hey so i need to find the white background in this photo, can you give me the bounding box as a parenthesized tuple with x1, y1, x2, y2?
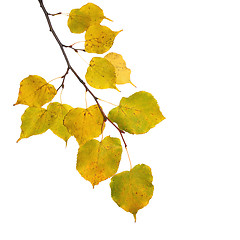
(1, 0, 240, 239)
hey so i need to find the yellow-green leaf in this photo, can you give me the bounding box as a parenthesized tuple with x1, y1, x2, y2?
(47, 102, 73, 144)
(17, 107, 54, 142)
(67, 3, 110, 34)
(63, 105, 105, 146)
(14, 75, 57, 107)
(108, 91, 165, 134)
(67, 9, 90, 34)
(77, 136, 122, 187)
(110, 164, 154, 222)
(104, 52, 135, 86)
(85, 25, 122, 54)
(85, 57, 119, 91)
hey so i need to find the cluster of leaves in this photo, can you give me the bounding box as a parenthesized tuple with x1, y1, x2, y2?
(15, 1, 165, 221)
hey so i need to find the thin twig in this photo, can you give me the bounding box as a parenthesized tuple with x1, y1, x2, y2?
(62, 44, 86, 52)
(48, 12, 62, 16)
(56, 67, 70, 91)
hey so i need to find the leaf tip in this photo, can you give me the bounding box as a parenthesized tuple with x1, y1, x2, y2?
(115, 29, 123, 36)
(133, 213, 137, 222)
(13, 100, 19, 106)
(104, 16, 113, 22)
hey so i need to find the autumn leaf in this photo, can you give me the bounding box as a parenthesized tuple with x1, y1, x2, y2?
(110, 164, 154, 222)
(85, 57, 119, 91)
(17, 107, 54, 142)
(77, 136, 122, 187)
(67, 9, 90, 34)
(108, 91, 165, 134)
(47, 102, 73, 144)
(80, 3, 111, 25)
(85, 25, 122, 54)
(68, 3, 111, 34)
(63, 105, 105, 146)
(104, 52, 135, 86)
(14, 75, 57, 107)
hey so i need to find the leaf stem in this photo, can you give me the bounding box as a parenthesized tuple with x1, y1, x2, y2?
(98, 98, 118, 107)
(125, 147, 132, 170)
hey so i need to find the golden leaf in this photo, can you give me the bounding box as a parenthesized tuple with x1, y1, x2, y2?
(104, 52, 135, 86)
(63, 105, 105, 146)
(14, 75, 56, 107)
(85, 25, 122, 54)
(77, 136, 122, 187)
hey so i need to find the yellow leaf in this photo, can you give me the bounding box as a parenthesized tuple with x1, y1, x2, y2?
(104, 52, 135, 86)
(85, 57, 119, 91)
(17, 107, 54, 142)
(80, 3, 111, 25)
(14, 75, 57, 107)
(47, 102, 73, 144)
(63, 105, 105, 146)
(85, 25, 122, 54)
(67, 3, 111, 34)
(77, 136, 122, 187)
(110, 164, 154, 222)
(108, 91, 165, 134)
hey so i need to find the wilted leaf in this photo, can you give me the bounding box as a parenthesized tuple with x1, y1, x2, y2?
(108, 91, 165, 134)
(17, 107, 54, 142)
(77, 136, 122, 187)
(14, 75, 57, 107)
(110, 164, 154, 222)
(104, 52, 135, 86)
(63, 105, 105, 146)
(68, 3, 110, 34)
(85, 57, 119, 90)
(47, 102, 73, 144)
(85, 25, 122, 54)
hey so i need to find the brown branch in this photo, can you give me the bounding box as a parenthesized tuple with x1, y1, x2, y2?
(37, 0, 128, 148)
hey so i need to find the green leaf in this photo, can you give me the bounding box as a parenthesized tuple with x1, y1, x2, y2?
(110, 164, 154, 222)
(14, 75, 57, 107)
(67, 3, 111, 34)
(104, 52, 135, 86)
(108, 91, 165, 134)
(85, 57, 119, 91)
(85, 25, 122, 54)
(77, 136, 122, 187)
(17, 107, 54, 142)
(63, 105, 105, 146)
(47, 102, 73, 144)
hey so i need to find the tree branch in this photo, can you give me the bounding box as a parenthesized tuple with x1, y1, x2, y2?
(37, 0, 128, 149)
